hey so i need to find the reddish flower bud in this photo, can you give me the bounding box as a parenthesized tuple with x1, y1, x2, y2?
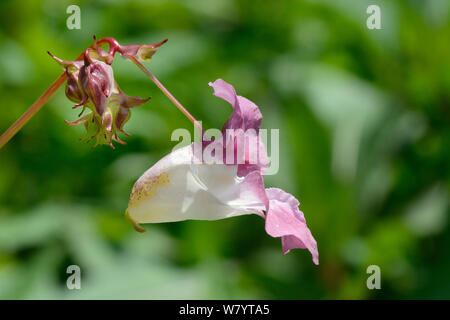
(117, 39, 167, 62)
(48, 52, 86, 104)
(65, 72, 84, 103)
(78, 52, 115, 116)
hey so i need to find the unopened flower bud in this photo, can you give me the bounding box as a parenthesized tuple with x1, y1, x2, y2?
(117, 39, 167, 62)
(78, 52, 115, 116)
(65, 72, 84, 103)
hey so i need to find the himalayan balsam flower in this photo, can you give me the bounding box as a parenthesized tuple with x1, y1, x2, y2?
(126, 79, 318, 264)
(48, 37, 167, 148)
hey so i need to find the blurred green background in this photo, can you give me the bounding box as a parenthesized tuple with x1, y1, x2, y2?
(0, 0, 449, 299)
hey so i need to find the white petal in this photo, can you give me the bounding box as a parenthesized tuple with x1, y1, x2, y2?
(127, 143, 267, 229)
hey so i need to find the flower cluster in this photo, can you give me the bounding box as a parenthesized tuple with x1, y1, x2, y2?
(49, 37, 167, 148)
(0, 35, 318, 263)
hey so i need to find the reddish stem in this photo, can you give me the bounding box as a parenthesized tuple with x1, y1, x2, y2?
(0, 72, 67, 149)
(125, 55, 204, 134)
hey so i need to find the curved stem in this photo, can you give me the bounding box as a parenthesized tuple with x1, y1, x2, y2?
(125, 55, 203, 134)
(0, 72, 67, 149)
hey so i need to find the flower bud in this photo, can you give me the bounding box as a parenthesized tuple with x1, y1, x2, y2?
(117, 39, 167, 62)
(48, 52, 86, 104)
(65, 72, 84, 103)
(78, 52, 115, 116)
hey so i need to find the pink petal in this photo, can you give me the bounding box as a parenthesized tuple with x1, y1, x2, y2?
(234, 96, 263, 131)
(209, 79, 262, 132)
(264, 188, 319, 265)
(209, 79, 268, 175)
(208, 78, 238, 108)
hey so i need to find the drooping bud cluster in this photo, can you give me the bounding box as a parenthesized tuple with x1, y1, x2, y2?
(48, 36, 167, 148)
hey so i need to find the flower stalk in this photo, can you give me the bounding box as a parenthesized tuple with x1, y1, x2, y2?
(0, 72, 67, 149)
(125, 55, 203, 134)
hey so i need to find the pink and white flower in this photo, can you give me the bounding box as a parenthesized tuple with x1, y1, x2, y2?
(126, 79, 318, 264)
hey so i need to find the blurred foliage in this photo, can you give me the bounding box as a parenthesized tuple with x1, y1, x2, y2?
(0, 0, 449, 299)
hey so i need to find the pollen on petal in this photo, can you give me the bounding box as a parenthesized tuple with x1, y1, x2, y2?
(128, 172, 170, 209)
